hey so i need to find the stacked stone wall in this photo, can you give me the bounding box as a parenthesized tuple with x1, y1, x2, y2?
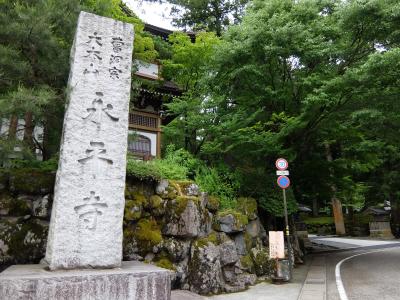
(0, 171, 275, 295)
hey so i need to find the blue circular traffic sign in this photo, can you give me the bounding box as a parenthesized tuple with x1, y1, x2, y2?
(277, 175, 290, 189)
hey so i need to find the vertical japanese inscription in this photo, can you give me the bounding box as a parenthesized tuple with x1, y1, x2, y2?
(83, 31, 103, 75)
(45, 12, 134, 270)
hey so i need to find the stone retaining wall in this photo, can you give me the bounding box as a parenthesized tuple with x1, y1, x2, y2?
(0, 170, 275, 295)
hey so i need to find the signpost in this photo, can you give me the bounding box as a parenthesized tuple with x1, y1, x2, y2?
(274, 158, 293, 282)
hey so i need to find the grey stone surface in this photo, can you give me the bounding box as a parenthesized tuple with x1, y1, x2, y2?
(188, 243, 223, 295)
(215, 214, 245, 233)
(45, 11, 134, 270)
(219, 240, 239, 266)
(163, 200, 211, 238)
(0, 261, 171, 300)
(32, 194, 50, 218)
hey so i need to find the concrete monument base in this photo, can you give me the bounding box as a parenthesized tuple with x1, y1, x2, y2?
(0, 261, 172, 300)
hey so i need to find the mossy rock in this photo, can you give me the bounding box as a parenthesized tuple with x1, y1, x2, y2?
(207, 196, 220, 212)
(237, 197, 258, 220)
(165, 195, 200, 217)
(193, 232, 219, 249)
(148, 195, 165, 216)
(250, 246, 274, 276)
(9, 169, 55, 195)
(161, 185, 179, 200)
(240, 255, 255, 273)
(154, 257, 176, 271)
(0, 218, 48, 264)
(124, 192, 148, 221)
(213, 210, 248, 233)
(134, 218, 162, 254)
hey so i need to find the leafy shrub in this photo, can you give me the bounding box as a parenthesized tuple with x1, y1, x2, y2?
(8, 157, 58, 172)
(126, 159, 162, 181)
(195, 166, 239, 210)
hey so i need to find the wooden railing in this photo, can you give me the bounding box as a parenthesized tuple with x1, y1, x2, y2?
(129, 110, 161, 132)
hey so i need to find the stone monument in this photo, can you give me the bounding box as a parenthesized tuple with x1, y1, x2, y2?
(0, 12, 171, 300)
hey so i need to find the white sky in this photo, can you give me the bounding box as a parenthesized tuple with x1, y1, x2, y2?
(123, 0, 177, 30)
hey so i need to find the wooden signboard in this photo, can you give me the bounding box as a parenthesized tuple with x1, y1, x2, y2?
(269, 231, 285, 259)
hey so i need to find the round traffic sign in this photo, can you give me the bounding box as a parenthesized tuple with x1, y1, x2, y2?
(277, 175, 290, 189)
(275, 158, 288, 170)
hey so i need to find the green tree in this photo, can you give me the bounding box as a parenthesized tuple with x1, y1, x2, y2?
(184, 0, 400, 225)
(0, 0, 157, 163)
(142, 0, 249, 35)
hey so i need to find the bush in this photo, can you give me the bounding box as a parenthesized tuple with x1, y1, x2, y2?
(126, 159, 162, 181)
(8, 157, 58, 172)
(195, 166, 239, 210)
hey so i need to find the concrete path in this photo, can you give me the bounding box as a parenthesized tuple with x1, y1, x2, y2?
(298, 256, 326, 300)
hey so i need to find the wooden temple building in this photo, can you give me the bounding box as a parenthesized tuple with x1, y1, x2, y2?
(128, 24, 182, 160)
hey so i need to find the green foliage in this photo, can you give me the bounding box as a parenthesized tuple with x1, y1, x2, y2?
(144, 0, 249, 35)
(303, 216, 334, 225)
(126, 159, 162, 181)
(195, 166, 239, 210)
(126, 148, 192, 181)
(8, 158, 58, 172)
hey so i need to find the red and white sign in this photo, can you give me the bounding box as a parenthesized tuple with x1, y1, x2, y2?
(275, 158, 288, 171)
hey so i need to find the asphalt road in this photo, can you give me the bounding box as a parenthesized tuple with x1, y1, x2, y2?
(324, 245, 400, 300)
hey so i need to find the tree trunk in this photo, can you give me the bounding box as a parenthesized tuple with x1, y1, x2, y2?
(390, 194, 400, 238)
(325, 143, 346, 235)
(23, 112, 35, 151)
(312, 198, 319, 217)
(8, 115, 18, 139)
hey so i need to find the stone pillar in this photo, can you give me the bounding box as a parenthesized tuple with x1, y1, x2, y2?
(45, 11, 134, 270)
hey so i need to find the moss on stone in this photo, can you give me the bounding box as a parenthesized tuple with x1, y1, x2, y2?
(161, 185, 179, 200)
(134, 218, 162, 253)
(217, 209, 249, 229)
(124, 192, 148, 221)
(240, 255, 255, 273)
(244, 232, 253, 253)
(0, 218, 48, 264)
(149, 195, 162, 209)
(165, 195, 200, 217)
(194, 232, 218, 249)
(207, 196, 220, 212)
(155, 258, 176, 271)
(237, 197, 258, 219)
(9, 169, 55, 195)
(250, 246, 274, 276)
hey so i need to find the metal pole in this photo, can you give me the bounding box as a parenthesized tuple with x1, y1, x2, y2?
(282, 188, 293, 279)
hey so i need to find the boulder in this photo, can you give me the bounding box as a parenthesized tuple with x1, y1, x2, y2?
(32, 195, 51, 218)
(250, 245, 274, 276)
(163, 197, 211, 238)
(186, 183, 200, 196)
(162, 238, 191, 262)
(156, 179, 169, 195)
(213, 212, 248, 233)
(206, 195, 220, 212)
(219, 240, 239, 266)
(188, 242, 223, 295)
